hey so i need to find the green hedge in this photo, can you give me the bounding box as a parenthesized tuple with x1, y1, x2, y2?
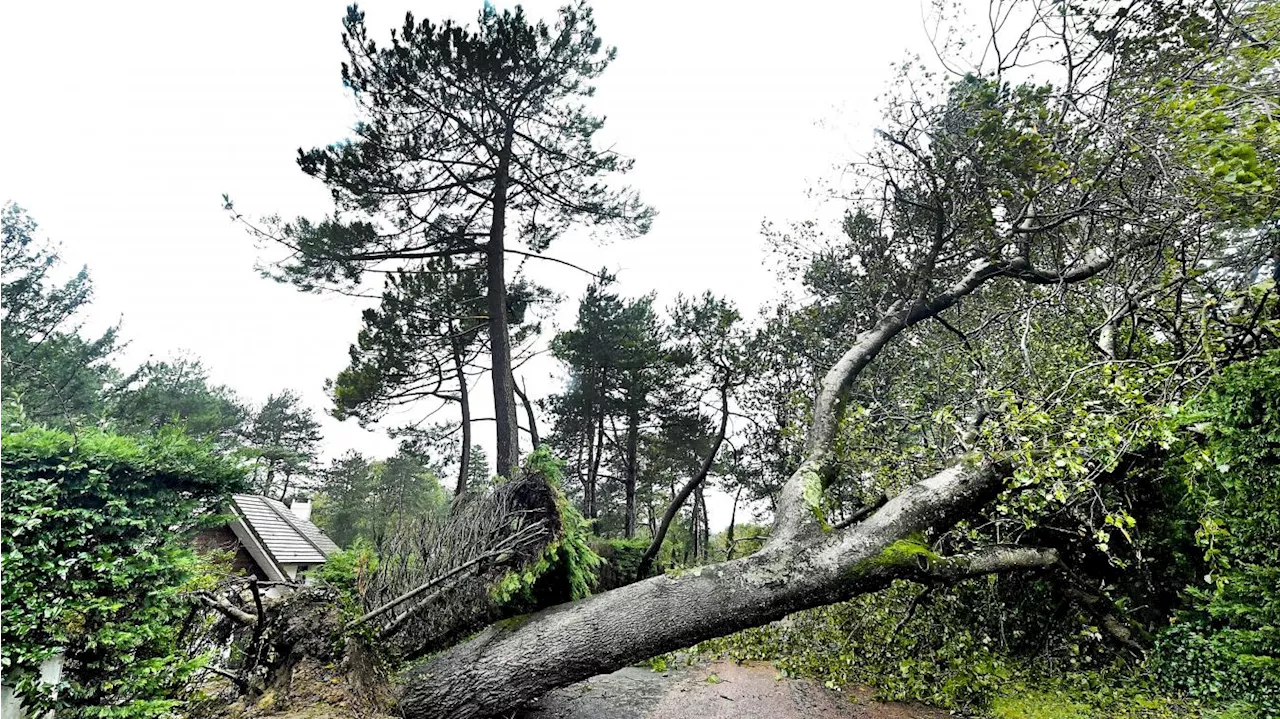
(1153, 351, 1280, 714)
(1, 425, 243, 717)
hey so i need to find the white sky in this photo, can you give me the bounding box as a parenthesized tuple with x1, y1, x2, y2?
(1, 0, 956, 529)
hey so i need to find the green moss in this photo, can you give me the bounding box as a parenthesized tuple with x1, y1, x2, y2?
(798, 458, 832, 529)
(856, 533, 941, 573)
(493, 613, 534, 634)
(799, 460, 825, 507)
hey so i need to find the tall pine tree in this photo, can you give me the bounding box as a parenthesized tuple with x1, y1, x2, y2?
(235, 1, 652, 479)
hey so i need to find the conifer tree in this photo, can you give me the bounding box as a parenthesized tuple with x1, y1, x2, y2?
(237, 1, 652, 479)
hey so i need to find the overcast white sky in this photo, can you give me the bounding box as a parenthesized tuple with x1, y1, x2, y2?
(1, 0, 956, 528)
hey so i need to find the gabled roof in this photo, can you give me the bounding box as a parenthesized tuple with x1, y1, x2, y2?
(230, 494, 340, 567)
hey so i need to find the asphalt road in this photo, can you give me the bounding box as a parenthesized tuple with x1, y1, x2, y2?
(515, 660, 949, 719)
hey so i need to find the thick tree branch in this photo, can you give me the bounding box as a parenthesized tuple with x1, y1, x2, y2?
(204, 665, 251, 692)
(912, 545, 1060, 581)
(771, 252, 1115, 545)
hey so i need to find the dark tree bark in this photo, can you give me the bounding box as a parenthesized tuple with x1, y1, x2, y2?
(515, 377, 540, 449)
(698, 484, 710, 563)
(451, 332, 473, 496)
(623, 410, 640, 538)
(587, 401, 606, 520)
(691, 488, 701, 562)
(724, 486, 742, 561)
(487, 123, 520, 480)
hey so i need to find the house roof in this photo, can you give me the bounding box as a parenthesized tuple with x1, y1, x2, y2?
(230, 494, 340, 566)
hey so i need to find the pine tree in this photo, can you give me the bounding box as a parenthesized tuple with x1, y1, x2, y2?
(236, 1, 652, 479)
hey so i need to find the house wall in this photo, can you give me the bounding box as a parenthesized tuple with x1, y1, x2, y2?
(193, 525, 265, 579)
(1, 654, 64, 719)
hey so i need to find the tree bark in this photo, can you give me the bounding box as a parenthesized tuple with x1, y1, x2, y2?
(581, 404, 595, 518)
(587, 402, 606, 520)
(687, 491, 699, 562)
(398, 459, 1057, 718)
(623, 409, 639, 538)
(452, 332, 472, 496)
(515, 377, 540, 449)
(724, 486, 742, 561)
(487, 121, 520, 480)
(698, 484, 710, 563)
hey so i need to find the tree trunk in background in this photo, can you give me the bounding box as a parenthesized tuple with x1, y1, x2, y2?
(581, 404, 595, 518)
(698, 484, 710, 562)
(623, 410, 639, 537)
(587, 406, 606, 520)
(725, 486, 742, 561)
(516, 378, 540, 448)
(574, 428, 587, 512)
(487, 123, 519, 480)
(452, 333, 472, 495)
(688, 491, 700, 561)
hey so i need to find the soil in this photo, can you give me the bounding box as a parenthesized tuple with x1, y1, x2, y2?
(515, 659, 950, 719)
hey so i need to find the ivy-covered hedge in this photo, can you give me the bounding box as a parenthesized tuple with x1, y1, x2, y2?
(1, 425, 244, 717)
(1153, 351, 1280, 713)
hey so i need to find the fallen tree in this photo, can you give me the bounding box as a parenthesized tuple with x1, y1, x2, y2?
(390, 0, 1278, 713)
(222, 1, 1276, 716)
(400, 461, 1060, 717)
(396, 250, 1114, 716)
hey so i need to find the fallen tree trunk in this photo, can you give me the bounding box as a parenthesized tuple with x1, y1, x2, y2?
(399, 459, 1058, 718)
(395, 248, 1117, 716)
(391, 218, 1118, 716)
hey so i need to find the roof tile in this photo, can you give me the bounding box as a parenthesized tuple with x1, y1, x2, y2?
(231, 494, 339, 565)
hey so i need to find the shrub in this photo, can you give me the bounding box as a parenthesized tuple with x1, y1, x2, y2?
(990, 674, 1197, 719)
(692, 581, 1012, 712)
(1, 424, 243, 717)
(1153, 351, 1280, 714)
(592, 537, 651, 590)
